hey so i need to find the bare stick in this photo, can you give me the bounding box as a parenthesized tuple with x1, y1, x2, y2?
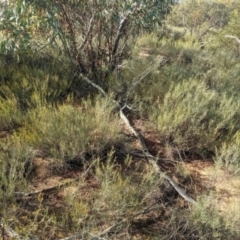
(59, 69, 197, 240)
(225, 35, 240, 44)
(80, 74, 107, 97)
(119, 109, 196, 205)
(80, 72, 197, 205)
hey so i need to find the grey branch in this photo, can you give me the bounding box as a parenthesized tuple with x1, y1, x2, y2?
(119, 109, 197, 205)
(80, 71, 197, 205)
(225, 35, 240, 44)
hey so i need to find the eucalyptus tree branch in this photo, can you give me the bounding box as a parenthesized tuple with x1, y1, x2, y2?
(110, 4, 140, 70)
(80, 74, 108, 97)
(78, 10, 97, 51)
(57, 0, 87, 73)
(110, 15, 130, 70)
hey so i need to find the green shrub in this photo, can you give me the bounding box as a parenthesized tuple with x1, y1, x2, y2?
(151, 80, 240, 155)
(168, 0, 230, 31)
(215, 131, 240, 174)
(57, 155, 162, 238)
(0, 63, 74, 109)
(0, 138, 34, 201)
(0, 97, 22, 131)
(166, 196, 239, 239)
(23, 98, 124, 162)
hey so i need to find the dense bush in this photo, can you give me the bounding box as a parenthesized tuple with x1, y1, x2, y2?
(20, 98, 124, 162)
(0, 138, 34, 201)
(0, 97, 22, 131)
(151, 80, 240, 155)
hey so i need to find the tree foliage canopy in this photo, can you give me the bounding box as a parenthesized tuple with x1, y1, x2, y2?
(0, 0, 173, 77)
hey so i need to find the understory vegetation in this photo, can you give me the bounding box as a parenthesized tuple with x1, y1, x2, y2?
(1, 0, 240, 239)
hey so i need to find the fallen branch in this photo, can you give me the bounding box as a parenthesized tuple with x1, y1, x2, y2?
(80, 72, 197, 205)
(225, 35, 240, 44)
(119, 108, 196, 205)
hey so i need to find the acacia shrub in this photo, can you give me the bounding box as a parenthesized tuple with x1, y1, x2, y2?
(151, 79, 240, 156)
(216, 131, 240, 173)
(0, 138, 34, 201)
(0, 54, 94, 109)
(0, 96, 22, 131)
(20, 98, 124, 163)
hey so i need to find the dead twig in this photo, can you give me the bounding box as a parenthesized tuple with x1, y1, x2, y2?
(225, 35, 240, 44)
(119, 108, 196, 205)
